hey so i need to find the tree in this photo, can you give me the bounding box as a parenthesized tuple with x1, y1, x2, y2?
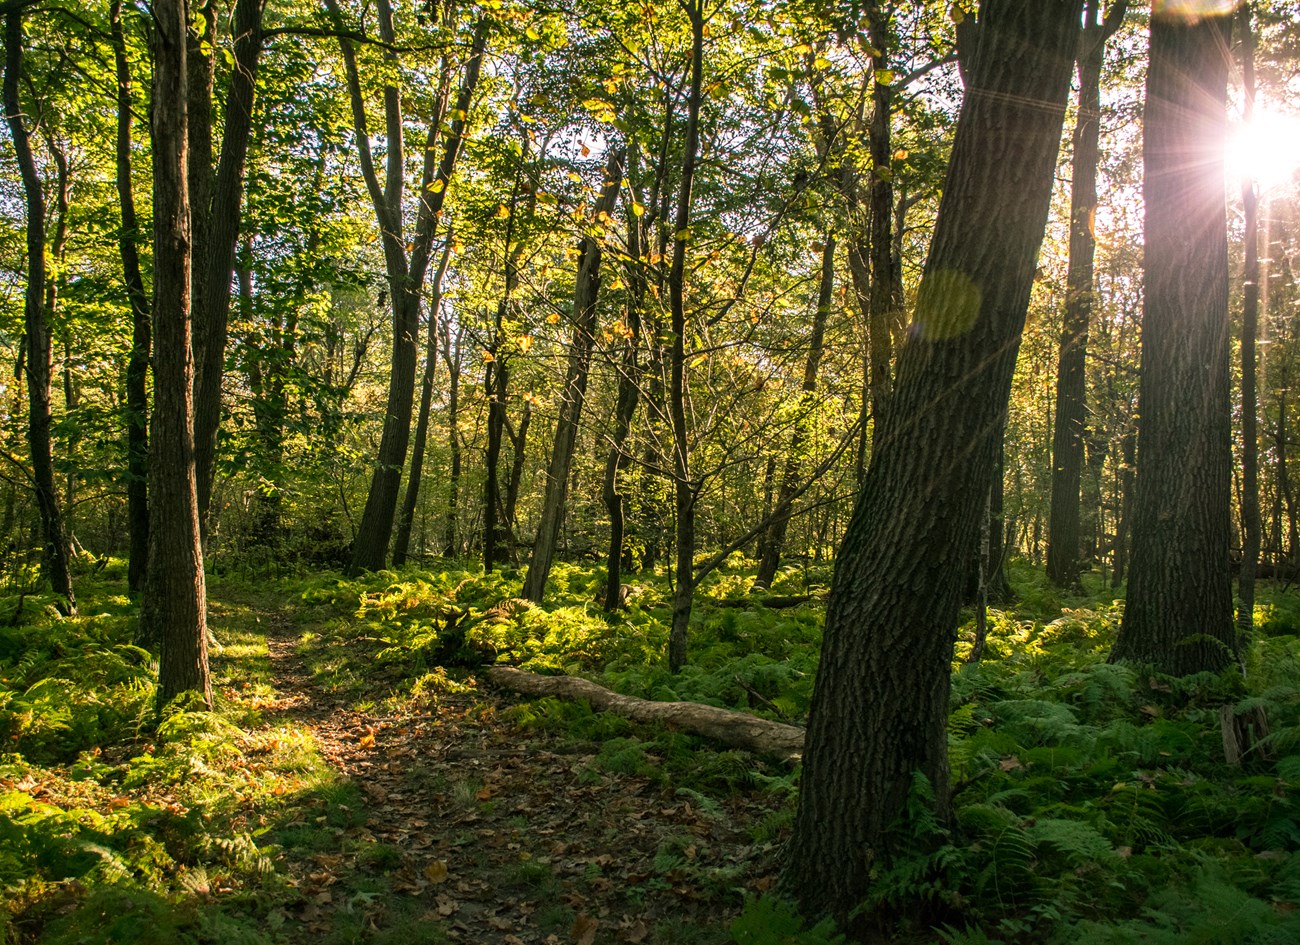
(1046, 0, 1127, 587)
(3, 7, 75, 615)
(139, 0, 211, 708)
(783, 0, 1083, 926)
(1109, 10, 1236, 674)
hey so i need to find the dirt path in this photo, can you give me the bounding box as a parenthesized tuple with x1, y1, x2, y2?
(255, 604, 785, 945)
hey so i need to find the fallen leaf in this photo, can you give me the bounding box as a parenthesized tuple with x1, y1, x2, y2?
(425, 861, 449, 884)
(622, 919, 650, 943)
(572, 914, 599, 945)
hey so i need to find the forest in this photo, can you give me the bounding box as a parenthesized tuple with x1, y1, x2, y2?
(2, 0, 1300, 942)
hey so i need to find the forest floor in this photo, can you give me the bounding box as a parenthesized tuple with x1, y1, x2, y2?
(221, 584, 788, 945)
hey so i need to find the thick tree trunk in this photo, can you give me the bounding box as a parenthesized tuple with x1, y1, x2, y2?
(110, 0, 152, 597)
(4, 12, 75, 615)
(1111, 12, 1236, 675)
(524, 148, 625, 601)
(486, 667, 804, 760)
(1047, 0, 1126, 587)
(192, 0, 266, 528)
(784, 2, 1081, 926)
(754, 235, 834, 589)
(666, 0, 705, 674)
(140, 0, 211, 709)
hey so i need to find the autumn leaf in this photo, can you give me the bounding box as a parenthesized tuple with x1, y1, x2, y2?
(425, 860, 450, 884)
(359, 733, 376, 748)
(572, 915, 599, 945)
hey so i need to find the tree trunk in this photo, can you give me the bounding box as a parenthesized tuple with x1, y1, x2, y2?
(110, 0, 152, 597)
(339, 6, 486, 574)
(443, 317, 464, 558)
(866, 3, 896, 432)
(1047, 0, 1126, 588)
(754, 234, 834, 589)
(192, 0, 266, 529)
(524, 147, 625, 601)
(1110, 12, 1236, 675)
(393, 235, 453, 566)
(1237, 3, 1261, 636)
(602, 144, 647, 611)
(667, 0, 704, 674)
(3, 11, 75, 615)
(139, 0, 211, 709)
(783, 2, 1081, 926)
(503, 400, 532, 561)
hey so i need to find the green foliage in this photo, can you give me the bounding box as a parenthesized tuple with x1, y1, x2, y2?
(730, 896, 845, 945)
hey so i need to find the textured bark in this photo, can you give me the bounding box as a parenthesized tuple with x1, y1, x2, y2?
(486, 667, 803, 761)
(192, 0, 266, 526)
(523, 148, 625, 602)
(139, 0, 210, 709)
(3, 12, 75, 615)
(443, 318, 464, 557)
(1111, 12, 1236, 675)
(1237, 3, 1261, 636)
(667, 0, 704, 674)
(754, 235, 834, 589)
(1047, 0, 1126, 587)
(784, 1, 1081, 926)
(110, 0, 151, 596)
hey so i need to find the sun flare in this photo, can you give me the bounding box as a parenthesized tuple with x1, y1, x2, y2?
(1226, 106, 1300, 193)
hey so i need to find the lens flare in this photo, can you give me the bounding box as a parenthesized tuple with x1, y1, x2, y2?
(1152, 0, 1239, 17)
(1227, 107, 1300, 193)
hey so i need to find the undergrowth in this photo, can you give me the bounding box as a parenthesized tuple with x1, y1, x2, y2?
(5, 557, 1300, 944)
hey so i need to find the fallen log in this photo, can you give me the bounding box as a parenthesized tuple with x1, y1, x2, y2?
(712, 593, 816, 609)
(484, 666, 805, 762)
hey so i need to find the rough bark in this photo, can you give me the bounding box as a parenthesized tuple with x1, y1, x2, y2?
(783, 1, 1081, 926)
(754, 235, 834, 589)
(523, 147, 625, 602)
(1047, 0, 1126, 587)
(192, 0, 266, 527)
(3, 11, 75, 615)
(139, 0, 211, 709)
(1110, 12, 1236, 675)
(486, 667, 803, 761)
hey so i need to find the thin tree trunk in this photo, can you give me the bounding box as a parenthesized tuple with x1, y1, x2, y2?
(443, 317, 464, 557)
(524, 147, 626, 601)
(503, 400, 531, 561)
(602, 144, 647, 611)
(667, 0, 704, 674)
(192, 0, 266, 528)
(1047, 0, 1126, 587)
(866, 3, 896, 431)
(1237, 2, 1261, 634)
(393, 234, 453, 566)
(754, 235, 834, 589)
(110, 0, 151, 596)
(140, 0, 210, 709)
(3, 12, 75, 615)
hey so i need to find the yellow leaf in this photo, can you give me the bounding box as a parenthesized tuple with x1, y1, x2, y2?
(568, 172, 583, 183)
(495, 204, 510, 220)
(631, 202, 645, 217)
(893, 149, 909, 162)
(358, 733, 376, 748)
(875, 68, 895, 85)
(525, 25, 540, 40)
(674, 227, 692, 241)
(483, 351, 496, 363)
(427, 179, 445, 193)
(814, 55, 832, 71)
(547, 313, 560, 324)
(518, 335, 534, 353)
(425, 860, 450, 884)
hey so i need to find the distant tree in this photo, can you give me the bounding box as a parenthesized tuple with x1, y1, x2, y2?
(1110, 10, 1236, 674)
(783, 0, 1083, 927)
(139, 0, 211, 708)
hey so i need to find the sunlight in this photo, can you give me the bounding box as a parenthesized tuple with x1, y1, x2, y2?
(1152, 0, 1239, 16)
(1226, 106, 1300, 194)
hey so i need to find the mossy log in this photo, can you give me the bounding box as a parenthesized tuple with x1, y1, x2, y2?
(484, 666, 804, 762)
